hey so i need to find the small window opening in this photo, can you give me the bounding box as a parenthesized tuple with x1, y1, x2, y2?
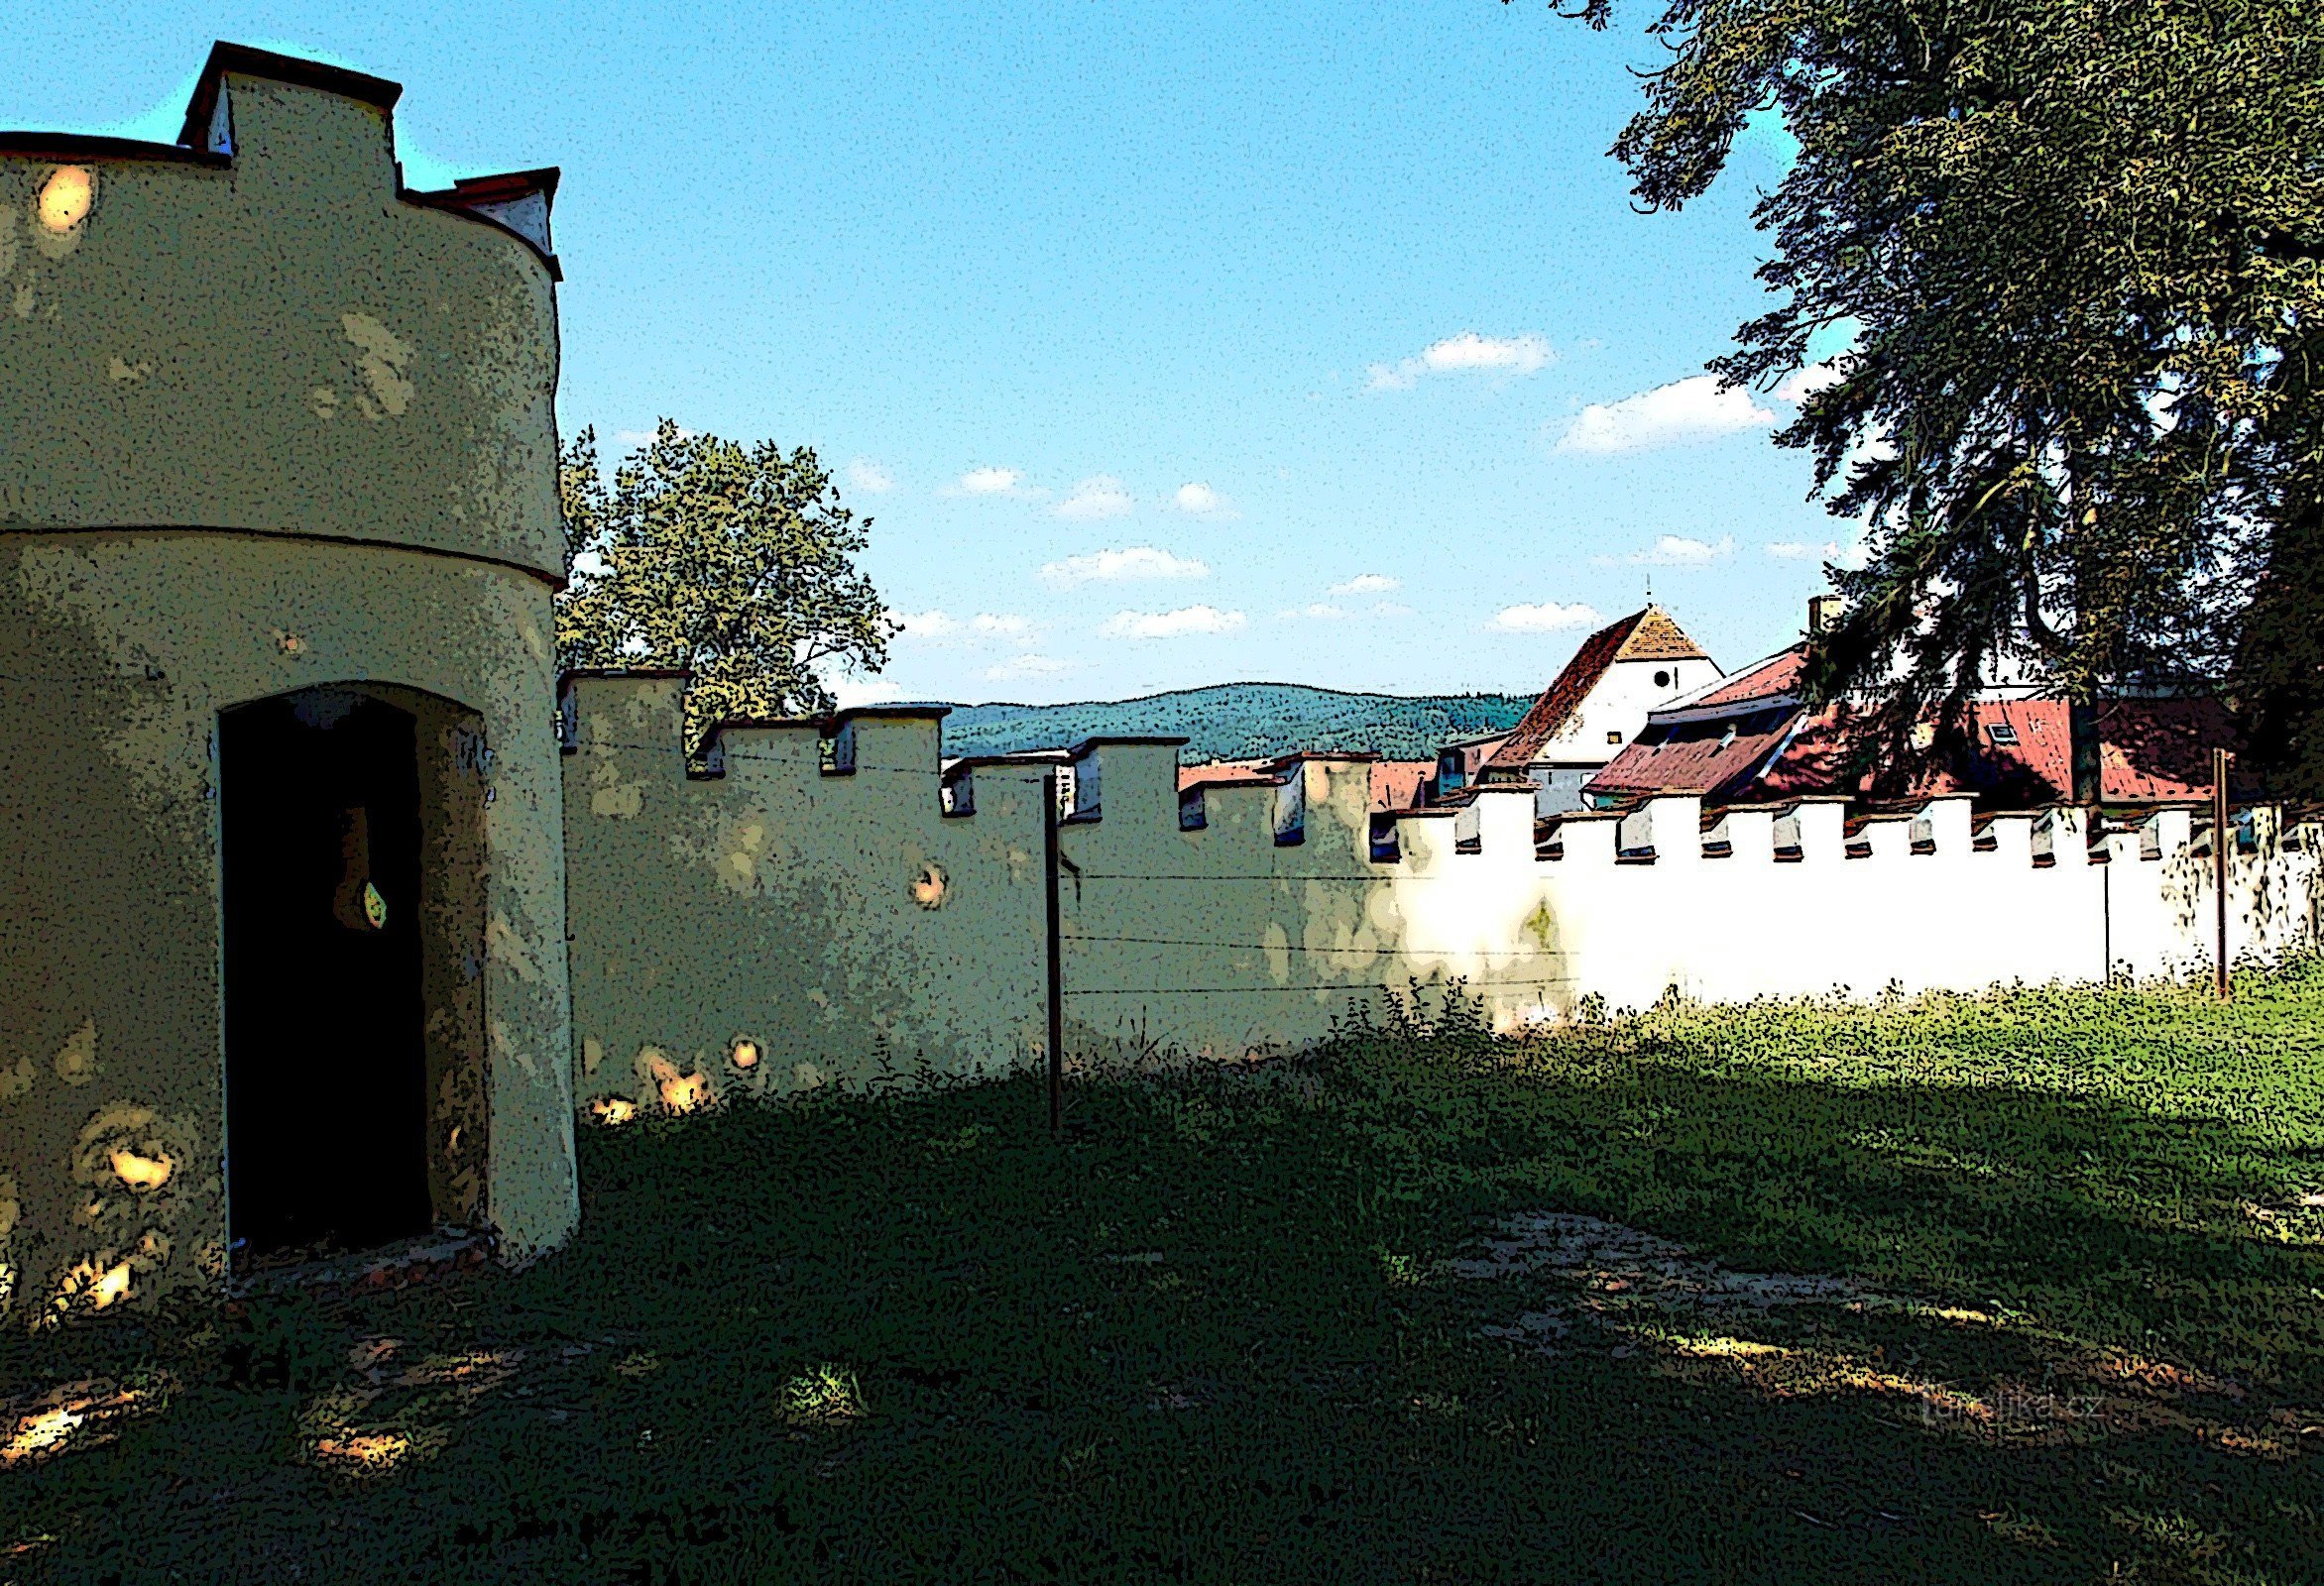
(1653, 670, 1672, 688)
(1986, 722, 2020, 746)
(1368, 813, 1401, 863)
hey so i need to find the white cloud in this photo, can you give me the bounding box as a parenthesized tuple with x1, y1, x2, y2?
(614, 425, 695, 445)
(952, 466, 1025, 496)
(827, 676, 902, 708)
(848, 458, 895, 494)
(1631, 534, 1735, 565)
(1055, 476, 1134, 520)
(1369, 331, 1554, 392)
(1174, 482, 1235, 516)
(1775, 360, 1847, 405)
(1491, 601, 1602, 633)
(1330, 573, 1400, 595)
(1040, 545, 1210, 584)
(895, 609, 1033, 643)
(1102, 606, 1247, 639)
(1765, 540, 1841, 560)
(895, 609, 962, 637)
(1554, 375, 1777, 454)
(985, 653, 1071, 681)
(1281, 596, 1410, 622)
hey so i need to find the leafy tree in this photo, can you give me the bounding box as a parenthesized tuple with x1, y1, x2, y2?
(556, 420, 894, 753)
(1527, 0, 2324, 795)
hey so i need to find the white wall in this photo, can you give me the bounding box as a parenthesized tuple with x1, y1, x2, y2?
(1056, 743, 2320, 1057)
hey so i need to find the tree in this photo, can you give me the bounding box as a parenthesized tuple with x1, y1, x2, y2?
(1525, 0, 2324, 796)
(556, 420, 894, 754)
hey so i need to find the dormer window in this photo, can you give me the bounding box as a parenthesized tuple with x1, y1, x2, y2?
(1987, 722, 2020, 746)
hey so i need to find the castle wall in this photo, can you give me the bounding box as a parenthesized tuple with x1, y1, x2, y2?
(557, 714, 2318, 1091)
(1055, 748, 1428, 1059)
(560, 678, 1050, 1117)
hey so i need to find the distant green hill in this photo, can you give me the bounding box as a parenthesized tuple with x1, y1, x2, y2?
(936, 683, 1534, 763)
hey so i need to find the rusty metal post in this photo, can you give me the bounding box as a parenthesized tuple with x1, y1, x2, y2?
(2214, 746, 2233, 1000)
(1044, 769, 1064, 1132)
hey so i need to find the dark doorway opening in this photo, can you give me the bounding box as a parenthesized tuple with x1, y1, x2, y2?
(223, 688, 432, 1262)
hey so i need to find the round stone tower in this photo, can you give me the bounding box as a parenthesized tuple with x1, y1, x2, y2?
(0, 44, 579, 1315)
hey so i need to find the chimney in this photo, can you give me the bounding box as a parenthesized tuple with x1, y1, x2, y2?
(1807, 594, 1843, 634)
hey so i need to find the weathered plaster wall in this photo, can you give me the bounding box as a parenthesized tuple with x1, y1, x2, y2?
(0, 63, 575, 1317)
(0, 75, 561, 580)
(1053, 747, 1424, 1061)
(560, 677, 1050, 1117)
(0, 536, 577, 1317)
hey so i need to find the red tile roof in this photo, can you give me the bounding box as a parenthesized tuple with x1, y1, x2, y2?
(2096, 698, 2239, 802)
(1177, 759, 1277, 792)
(1589, 691, 2237, 809)
(1480, 606, 1710, 777)
(1680, 644, 1807, 712)
(1588, 707, 1801, 802)
(1369, 759, 1435, 812)
(1752, 701, 2069, 804)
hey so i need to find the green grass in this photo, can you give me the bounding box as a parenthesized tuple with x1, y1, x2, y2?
(8, 968, 2324, 1582)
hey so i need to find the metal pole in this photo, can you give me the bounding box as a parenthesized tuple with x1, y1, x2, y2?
(2214, 746, 2232, 1000)
(1044, 769, 1064, 1132)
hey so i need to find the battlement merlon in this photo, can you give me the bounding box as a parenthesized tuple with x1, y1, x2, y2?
(1063, 737, 1190, 825)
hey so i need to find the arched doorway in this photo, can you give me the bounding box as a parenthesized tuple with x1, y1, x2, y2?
(220, 684, 490, 1265)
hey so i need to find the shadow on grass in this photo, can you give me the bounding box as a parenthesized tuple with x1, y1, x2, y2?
(4, 978, 2323, 1583)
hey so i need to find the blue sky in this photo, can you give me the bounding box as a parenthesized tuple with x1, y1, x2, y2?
(17, 2, 1856, 706)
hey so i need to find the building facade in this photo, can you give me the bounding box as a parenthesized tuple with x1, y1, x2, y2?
(1434, 606, 1720, 815)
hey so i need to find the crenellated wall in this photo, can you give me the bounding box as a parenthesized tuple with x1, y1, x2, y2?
(1058, 743, 2320, 1054)
(559, 675, 1051, 1116)
(559, 699, 2321, 1091)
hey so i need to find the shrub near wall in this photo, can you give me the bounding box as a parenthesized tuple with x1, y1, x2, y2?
(559, 675, 1051, 1120)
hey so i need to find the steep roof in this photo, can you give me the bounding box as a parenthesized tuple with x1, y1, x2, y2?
(1609, 605, 1713, 663)
(2095, 698, 2241, 802)
(1479, 605, 1710, 777)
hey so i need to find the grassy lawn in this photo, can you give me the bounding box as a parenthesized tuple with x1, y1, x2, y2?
(7, 968, 2324, 1583)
